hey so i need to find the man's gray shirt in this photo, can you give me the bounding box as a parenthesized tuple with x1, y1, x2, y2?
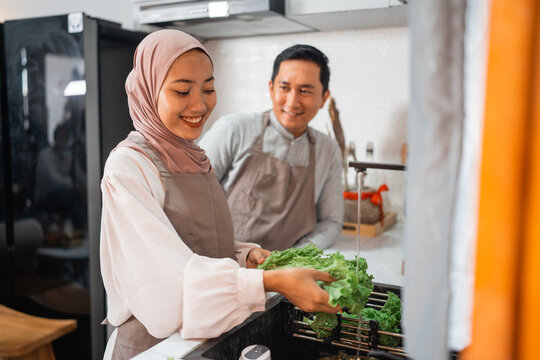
(199, 111, 343, 249)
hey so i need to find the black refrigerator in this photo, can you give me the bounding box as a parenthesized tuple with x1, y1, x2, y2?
(0, 13, 147, 360)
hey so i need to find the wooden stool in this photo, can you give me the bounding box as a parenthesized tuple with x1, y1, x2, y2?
(0, 304, 77, 360)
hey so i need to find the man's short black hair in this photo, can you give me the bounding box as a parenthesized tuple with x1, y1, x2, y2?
(271, 44, 330, 94)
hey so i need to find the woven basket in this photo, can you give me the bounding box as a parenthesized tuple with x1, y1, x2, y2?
(344, 198, 381, 225)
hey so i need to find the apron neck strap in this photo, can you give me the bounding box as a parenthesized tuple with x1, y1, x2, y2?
(253, 110, 272, 149)
(257, 110, 316, 145)
(126, 132, 170, 174)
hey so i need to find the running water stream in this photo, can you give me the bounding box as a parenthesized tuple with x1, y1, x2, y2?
(355, 169, 364, 274)
(355, 170, 364, 359)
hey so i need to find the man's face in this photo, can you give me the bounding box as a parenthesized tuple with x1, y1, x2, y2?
(269, 60, 329, 138)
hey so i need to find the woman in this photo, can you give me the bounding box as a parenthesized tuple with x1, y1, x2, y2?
(100, 29, 340, 359)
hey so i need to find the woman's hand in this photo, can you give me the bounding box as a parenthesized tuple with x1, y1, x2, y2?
(246, 248, 271, 269)
(262, 268, 341, 314)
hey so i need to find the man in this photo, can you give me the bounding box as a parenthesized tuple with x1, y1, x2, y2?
(199, 44, 343, 250)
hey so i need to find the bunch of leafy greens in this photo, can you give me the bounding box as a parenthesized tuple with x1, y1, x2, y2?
(258, 244, 374, 338)
(360, 291, 402, 347)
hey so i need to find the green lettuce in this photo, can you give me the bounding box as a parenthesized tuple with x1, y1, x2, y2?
(360, 291, 402, 347)
(258, 244, 374, 337)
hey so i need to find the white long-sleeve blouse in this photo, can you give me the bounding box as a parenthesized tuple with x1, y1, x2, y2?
(100, 147, 266, 340)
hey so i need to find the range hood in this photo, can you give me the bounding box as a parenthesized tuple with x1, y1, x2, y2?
(286, 0, 408, 31)
(131, 0, 408, 40)
(132, 0, 315, 39)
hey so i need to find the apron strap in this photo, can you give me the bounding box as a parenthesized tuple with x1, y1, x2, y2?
(256, 110, 316, 150)
(124, 132, 170, 175)
(306, 128, 316, 171)
(252, 110, 272, 151)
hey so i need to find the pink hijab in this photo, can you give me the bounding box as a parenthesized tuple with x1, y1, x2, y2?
(123, 29, 212, 174)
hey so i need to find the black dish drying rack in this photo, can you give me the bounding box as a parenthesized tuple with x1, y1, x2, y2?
(291, 283, 407, 359)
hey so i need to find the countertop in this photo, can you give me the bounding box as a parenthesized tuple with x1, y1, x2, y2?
(132, 223, 405, 360)
(326, 223, 404, 287)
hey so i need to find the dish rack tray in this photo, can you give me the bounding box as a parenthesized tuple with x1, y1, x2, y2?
(289, 284, 407, 359)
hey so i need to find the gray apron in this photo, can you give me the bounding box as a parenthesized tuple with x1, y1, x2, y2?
(111, 132, 235, 359)
(226, 111, 317, 251)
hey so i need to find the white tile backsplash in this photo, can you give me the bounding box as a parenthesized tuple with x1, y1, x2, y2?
(202, 27, 410, 219)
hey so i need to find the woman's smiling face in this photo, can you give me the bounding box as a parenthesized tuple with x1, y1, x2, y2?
(157, 49, 216, 140)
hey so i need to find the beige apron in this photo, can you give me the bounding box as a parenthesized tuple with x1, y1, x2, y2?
(111, 132, 235, 360)
(226, 110, 317, 251)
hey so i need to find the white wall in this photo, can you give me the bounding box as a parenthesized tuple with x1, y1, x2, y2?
(0, 0, 135, 28)
(204, 27, 410, 216)
(1, 0, 410, 219)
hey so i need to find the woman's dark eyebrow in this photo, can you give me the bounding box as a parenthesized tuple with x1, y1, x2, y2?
(172, 76, 215, 84)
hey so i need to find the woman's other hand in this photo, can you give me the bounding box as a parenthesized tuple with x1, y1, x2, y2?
(246, 248, 271, 269)
(262, 268, 341, 314)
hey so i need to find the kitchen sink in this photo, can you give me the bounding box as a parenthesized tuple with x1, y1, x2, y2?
(183, 283, 405, 360)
